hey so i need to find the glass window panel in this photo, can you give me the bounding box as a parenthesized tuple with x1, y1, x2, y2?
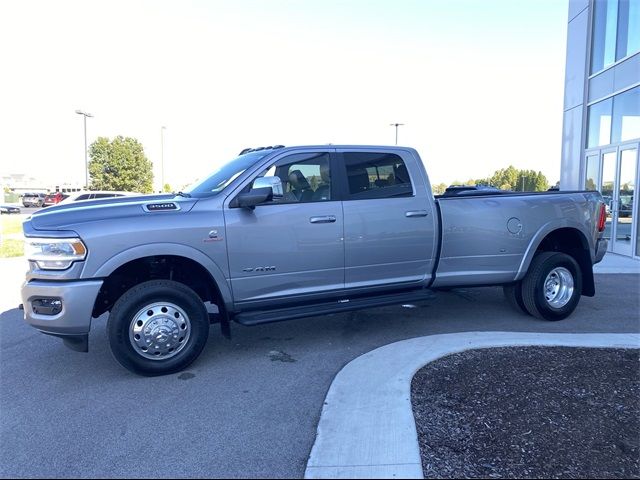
(616, 0, 640, 60)
(343, 152, 413, 200)
(585, 154, 601, 190)
(636, 195, 640, 256)
(617, 149, 636, 246)
(601, 151, 617, 242)
(587, 98, 613, 148)
(259, 152, 331, 204)
(591, 0, 620, 73)
(612, 87, 640, 143)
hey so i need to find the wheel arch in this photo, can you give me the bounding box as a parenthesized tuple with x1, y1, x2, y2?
(89, 244, 233, 317)
(516, 225, 595, 297)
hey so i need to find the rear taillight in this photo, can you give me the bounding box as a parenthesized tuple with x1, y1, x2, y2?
(597, 203, 606, 232)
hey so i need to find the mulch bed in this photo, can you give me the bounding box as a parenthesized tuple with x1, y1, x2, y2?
(411, 347, 639, 479)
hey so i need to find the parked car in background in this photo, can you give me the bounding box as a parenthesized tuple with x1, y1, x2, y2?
(0, 204, 21, 214)
(57, 191, 138, 205)
(43, 192, 69, 207)
(602, 195, 613, 215)
(22, 192, 46, 208)
(619, 195, 633, 217)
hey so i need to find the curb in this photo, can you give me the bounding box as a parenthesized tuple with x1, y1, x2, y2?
(304, 332, 640, 479)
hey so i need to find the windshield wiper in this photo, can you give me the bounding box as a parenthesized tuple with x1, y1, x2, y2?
(174, 191, 192, 198)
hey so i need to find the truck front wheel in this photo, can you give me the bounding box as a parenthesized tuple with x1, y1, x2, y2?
(521, 252, 582, 321)
(107, 280, 210, 376)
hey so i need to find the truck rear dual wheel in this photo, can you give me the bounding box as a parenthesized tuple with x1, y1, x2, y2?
(503, 282, 529, 316)
(107, 280, 210, 376)
(520, 252, 582, 321)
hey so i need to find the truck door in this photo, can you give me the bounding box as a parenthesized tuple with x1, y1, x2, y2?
(224, 150, 344, 307)
(337, 148, 438, 290)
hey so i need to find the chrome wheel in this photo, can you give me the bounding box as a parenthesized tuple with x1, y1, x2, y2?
(543, 267, 574, 309)
(129, 302, 191, 360)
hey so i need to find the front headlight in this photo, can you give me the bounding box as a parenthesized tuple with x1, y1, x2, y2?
(25, 237, 87, 270)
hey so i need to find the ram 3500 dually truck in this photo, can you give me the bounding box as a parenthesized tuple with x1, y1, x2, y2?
(21, 145, 608, 375)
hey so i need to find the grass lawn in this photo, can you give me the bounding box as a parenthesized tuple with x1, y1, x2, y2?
(0, 215, 26, 258)
(0, 239, 24, 258)
(0, 215, 25, 236)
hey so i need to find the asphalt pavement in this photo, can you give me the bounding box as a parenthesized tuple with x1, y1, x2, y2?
(0, 264, 638, 478)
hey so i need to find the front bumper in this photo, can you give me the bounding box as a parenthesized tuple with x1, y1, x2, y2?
(594, 237, 608, 264)
(21, 279, 103, 336)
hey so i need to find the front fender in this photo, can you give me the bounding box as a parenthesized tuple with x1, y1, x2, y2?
(87, 243, 233, 310)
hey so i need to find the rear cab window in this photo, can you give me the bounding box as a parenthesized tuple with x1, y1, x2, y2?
(342, 152, 413, 200)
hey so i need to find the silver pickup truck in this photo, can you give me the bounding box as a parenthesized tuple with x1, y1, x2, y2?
(21, 145, 608, 375)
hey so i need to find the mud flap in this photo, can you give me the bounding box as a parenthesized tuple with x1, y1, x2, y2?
(208, 312, 231, 340)
(42, 332, 89, 352)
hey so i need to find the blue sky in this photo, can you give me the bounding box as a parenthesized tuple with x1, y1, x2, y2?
(0, 0, 570, 189)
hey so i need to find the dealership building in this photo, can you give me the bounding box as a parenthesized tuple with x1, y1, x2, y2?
(561, 0, 639, 258)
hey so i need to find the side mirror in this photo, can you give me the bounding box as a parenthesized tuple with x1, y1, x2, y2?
(253, 176, 284, 199)
(232, 176, 284, 209)
(234, 188, 272, 209)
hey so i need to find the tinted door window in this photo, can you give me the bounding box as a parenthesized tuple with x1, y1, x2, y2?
(258, 152, 332, 204)
(343, 152, 413, 200)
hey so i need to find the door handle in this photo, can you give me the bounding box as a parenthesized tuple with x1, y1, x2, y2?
(310, 215, 337, 224)
(405, 210, 429, 218)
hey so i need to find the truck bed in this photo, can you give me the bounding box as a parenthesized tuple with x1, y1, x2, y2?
(432, 190, 602, 287)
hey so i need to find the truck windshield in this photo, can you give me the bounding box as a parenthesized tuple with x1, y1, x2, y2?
(183, 151, 269, 197)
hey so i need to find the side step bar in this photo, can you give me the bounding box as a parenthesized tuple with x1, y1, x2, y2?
(233, 289, 436, 326)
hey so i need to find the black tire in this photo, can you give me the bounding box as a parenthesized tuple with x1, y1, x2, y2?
(521, 252, 582, 321)
(503, 282, 530, 315)
(107, 280, 209, 376)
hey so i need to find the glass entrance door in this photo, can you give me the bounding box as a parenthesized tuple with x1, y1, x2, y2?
(600, 150, 617, 250)
(601, 146, 637, 256)
(614, 147, 637, 256)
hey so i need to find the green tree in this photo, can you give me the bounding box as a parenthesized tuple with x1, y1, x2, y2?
(432, 183, 448, 195)
(162, 183, 173, 193)
(88, 136, 153, 193)
(490, 166, 519, 190)
(487, 166, 549, 192)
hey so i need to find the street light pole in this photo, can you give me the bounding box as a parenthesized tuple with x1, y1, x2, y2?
(389, 123, 404, 145)
(75, 110, 93, 188)
(161, 126, 166, 191)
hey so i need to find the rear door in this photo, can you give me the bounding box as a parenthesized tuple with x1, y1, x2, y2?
(337, 148, 438, 291)
(224, 149, 345, 307)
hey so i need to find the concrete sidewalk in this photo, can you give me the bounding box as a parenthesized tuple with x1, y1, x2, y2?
(305, 332, 640, 479)
(593, 252, 640, 274)
(0, 256, 27, 314)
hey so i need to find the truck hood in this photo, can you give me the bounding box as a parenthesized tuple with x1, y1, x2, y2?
(28, 194, 198, 231)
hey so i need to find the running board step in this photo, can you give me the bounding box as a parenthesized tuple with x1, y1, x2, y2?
(234, 289, 435, 326)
